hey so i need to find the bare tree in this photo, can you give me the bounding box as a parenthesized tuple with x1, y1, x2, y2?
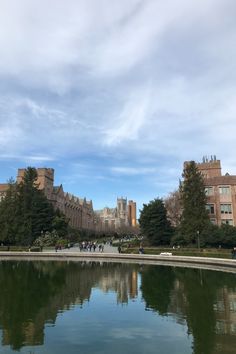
(164, 190, 182, 227)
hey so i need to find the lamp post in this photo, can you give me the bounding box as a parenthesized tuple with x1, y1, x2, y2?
(197, 230, 200, 251)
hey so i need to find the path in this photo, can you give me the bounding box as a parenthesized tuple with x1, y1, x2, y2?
(44, 244, 119, 254)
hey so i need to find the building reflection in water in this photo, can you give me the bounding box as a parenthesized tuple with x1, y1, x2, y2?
(0, 261, 139, 350)
(0, 260, 236, 353)
(141, 266, 236, 354)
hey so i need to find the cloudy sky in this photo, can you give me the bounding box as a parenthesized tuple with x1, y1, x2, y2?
(0, 0, 236, 212)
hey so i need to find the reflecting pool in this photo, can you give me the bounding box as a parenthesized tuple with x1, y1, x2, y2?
(0, 260, 236, 354)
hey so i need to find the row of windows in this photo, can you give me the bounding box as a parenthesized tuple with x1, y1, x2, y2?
(220, 204, 232, 214)
(206, 203, 232, 214)
(210, 219, 234, 226)
(221, 219, 233, 226)
(205, 186, 231, 195)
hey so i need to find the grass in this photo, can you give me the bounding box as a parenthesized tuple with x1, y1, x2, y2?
(122, 247, 232, 259)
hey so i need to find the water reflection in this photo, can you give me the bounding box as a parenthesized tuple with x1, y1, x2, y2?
(0, 261, 138, 350)
(0, 261, 236, 354)
(141, 266, 236, 354)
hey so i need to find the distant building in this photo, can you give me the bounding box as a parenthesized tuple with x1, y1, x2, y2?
(95, 197, 137, 230)
(0, 168, 98, 231)
(128, 200, 137, 227)
(184, 157, 236, 226)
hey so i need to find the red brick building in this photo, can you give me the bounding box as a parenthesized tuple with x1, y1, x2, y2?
(185, 158, 236, 226)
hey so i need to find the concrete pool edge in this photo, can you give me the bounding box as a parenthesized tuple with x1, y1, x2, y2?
(0, 251, 236, 272)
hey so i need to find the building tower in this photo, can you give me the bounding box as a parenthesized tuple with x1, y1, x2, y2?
(128, 200, 137, 227)
(117, 197, 128, 225)
(17, 168, 54, 199)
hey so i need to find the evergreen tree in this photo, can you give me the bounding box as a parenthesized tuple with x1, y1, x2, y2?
(52, 209, 69, 238)
(0, 178, 18, 244)
(179, 161, 210, 244)
(0, 167, 66, 246)
(139, 198, 173, 245)
(16, 167, 55, 245)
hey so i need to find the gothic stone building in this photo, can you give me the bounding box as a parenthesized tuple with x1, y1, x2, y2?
(95, 197, 137, 230)
(0, 168, 98, 231)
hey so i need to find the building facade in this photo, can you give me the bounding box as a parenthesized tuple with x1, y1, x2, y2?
(0, 168, 98, 231)
(128, 200, 137, 227)
(185, 158, 236, 226)
(95, 197, 137, 230)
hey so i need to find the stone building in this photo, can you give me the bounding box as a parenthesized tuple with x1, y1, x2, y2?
(0, 168, 98, 231)
(185, 157, 236, 226)
(95, 197, 137, 230)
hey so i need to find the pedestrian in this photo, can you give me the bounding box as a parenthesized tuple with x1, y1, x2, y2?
(231, 247, 236, 259)
(139, 246, 144, 254)
(139, 243, 144, 254)
(118, 245, 122, 253)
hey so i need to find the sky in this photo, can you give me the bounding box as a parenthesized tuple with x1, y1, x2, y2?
(0, 0, 236, 213)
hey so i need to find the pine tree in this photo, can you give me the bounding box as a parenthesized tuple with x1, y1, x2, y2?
(0, 178, 18, 244)
(52, 209, 69, 238)
(0, 167, 69, 246)
(16, 167, 55, 245)
(179, 161, 210, 244)
(139, 198, 173, 245)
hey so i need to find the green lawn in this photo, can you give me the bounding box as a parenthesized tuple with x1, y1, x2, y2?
(122, 247, 232, 259)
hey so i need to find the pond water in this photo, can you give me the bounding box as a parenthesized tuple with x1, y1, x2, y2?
(0, 260, 236, 354)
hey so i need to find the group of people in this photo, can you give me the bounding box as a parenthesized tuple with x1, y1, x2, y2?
(79, 241, 104, 252)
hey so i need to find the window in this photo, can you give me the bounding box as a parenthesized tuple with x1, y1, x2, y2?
(219, 186, 230, 194)
(206, 204, 215, 214)
(210, 218, 216, 225)
(205, 187, 213, 196)
(221, 219, 233, 226)
(220, 204, 232, 214)
(229, 301, 236, 311)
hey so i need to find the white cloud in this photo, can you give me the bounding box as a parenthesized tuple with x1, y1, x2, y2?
(1, 0, 236, 198)
(111, 166, 157, 176)
(104, 85, 151, 145)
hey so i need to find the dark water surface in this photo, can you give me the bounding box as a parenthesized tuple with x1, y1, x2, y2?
(0, 260, 236, 354)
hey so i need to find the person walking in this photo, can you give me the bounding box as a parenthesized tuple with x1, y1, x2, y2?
(231, 247, 236, 259)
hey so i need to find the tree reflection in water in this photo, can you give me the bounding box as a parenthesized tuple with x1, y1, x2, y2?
(141, 265, 236, 354)
(0, 261, 236, 353)
(0, 261, 138, 350)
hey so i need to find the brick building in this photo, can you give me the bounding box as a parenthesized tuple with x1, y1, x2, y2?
(0, 168, 99, 231)
(185, 158, 236, 226)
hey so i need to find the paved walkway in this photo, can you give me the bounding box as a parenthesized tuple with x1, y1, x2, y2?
(45, 244, 119, 254)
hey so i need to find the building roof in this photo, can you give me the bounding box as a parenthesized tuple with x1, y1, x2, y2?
(0, 184, 8, 192)
(204, 175, 236, 186)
